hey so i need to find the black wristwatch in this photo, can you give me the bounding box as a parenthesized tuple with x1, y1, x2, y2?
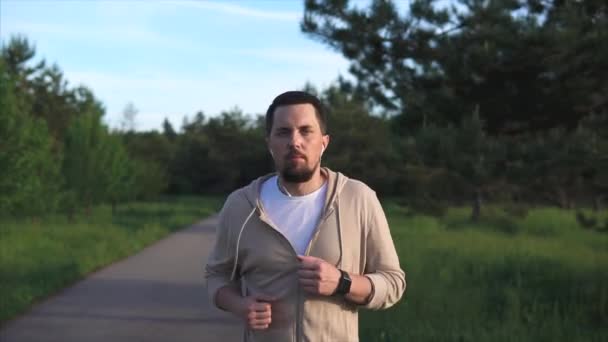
(334, 270, 352, 296)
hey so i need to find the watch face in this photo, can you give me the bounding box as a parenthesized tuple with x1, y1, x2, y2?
(337, 270, 352, 295)
(344, 273, 352, 291)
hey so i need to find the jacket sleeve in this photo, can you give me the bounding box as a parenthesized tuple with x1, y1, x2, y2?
(204, 194, 240, 309)
(360, 191, 406, 310)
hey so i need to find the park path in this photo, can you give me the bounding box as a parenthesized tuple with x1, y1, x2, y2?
(0, 215, 242, 342)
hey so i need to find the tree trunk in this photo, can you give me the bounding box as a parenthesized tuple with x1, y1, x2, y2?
(471, 189, 482, 222)
(593, 195, 602, 212)
(556, 187, 571, 209)
(67, 206, 75, 223)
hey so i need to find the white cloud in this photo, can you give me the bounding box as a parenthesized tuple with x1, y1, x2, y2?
(236, 47, 349, 68)
(169, 1, 300, 21)
(1, 1, 353, 132)
(1, 19, 196, 51)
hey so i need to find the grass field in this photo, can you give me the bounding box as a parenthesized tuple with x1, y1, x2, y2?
(2, 196, 606, 340)
(0, 196, 223, 323)
(360, 203, 608, 342)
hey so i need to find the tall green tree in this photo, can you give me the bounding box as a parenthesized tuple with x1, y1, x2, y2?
(2, 36, 77, 142)
(0, 59, 62, 217)
(401, 111, 507, 220)
(121, 131, 171, 198)
(302, 0, 608, 134)
(162, 118, 177, 142)
(102, 133, 136, 212)
(62, 109, 134, 214)
(1, 35, 40, 101)
(517, 116, 608, 209)
(321, 85, 399, 195)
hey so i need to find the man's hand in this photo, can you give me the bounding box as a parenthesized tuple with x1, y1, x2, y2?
(239, 294, 275, 330)
(297, 255, 341, 296)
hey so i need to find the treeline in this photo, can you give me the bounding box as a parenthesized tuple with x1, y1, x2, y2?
(299, 0, 608, 219)
(2, 37, 139, 218)
(1, 0, 607, 223)
(0, 35, 272, 219)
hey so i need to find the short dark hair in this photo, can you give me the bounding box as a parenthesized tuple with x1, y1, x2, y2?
(265, 91, 327, 136)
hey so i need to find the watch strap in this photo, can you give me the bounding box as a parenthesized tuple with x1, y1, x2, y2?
(334, 269, 352, 296)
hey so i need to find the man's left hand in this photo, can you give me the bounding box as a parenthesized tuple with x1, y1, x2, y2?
(297, 255, 340, 296)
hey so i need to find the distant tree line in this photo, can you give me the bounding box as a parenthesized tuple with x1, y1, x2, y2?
(1, 0, 606, 225)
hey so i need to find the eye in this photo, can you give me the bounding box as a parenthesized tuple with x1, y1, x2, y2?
(277, 131, 291, 138)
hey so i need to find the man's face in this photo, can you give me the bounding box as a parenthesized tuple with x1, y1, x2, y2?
(267, 103, 329, 183)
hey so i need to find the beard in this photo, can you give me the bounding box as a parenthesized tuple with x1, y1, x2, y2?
(280, 157, 320, 183)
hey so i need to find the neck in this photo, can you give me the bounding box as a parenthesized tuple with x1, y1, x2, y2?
(278, 168, 325, 197)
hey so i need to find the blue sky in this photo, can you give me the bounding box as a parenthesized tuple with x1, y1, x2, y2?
(1, 0, 355, 131)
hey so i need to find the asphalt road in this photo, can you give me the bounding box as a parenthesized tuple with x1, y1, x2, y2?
(0, 215, 242, 342)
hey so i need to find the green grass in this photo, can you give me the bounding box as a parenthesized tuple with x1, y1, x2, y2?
(2, 196, 606, 340)
(360, 203, 608, 342)
(0, 195, 223, 323)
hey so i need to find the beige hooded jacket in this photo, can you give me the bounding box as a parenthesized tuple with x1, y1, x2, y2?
(205, 168, 405, 342)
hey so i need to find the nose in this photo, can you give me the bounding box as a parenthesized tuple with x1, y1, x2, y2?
(287, 131, 303, 149)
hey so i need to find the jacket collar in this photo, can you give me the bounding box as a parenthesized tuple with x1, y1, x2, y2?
(242, 167, 349, 214)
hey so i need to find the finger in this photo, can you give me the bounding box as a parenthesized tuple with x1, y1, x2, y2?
(250, 316, 272, 325)
(251, 311, 272, 319)
(297, 255, 320, 264)
(297, 270, 319, 279)
(297, 255, 319, 262)
(250, 316, 272, 328)
(254, 294, 277, 303)
(298, 260, 319, 270)
(248, 314, 271, 327)
(251, 323, 270, 330)
(301, 285, 319, 294)
(252, 303, 271, 312)
(299, 278, 317, 286)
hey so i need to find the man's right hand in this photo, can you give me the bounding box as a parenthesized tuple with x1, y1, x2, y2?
(215, 286, 275, 330)
(239, 294, 274, 330)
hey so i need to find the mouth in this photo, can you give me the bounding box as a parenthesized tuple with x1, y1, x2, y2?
(286, 153, 306, 161)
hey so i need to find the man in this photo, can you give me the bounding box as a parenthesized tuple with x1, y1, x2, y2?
(205, 91, 405, 341)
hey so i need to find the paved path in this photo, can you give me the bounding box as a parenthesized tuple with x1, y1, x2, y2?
(0, 215, 242, 342)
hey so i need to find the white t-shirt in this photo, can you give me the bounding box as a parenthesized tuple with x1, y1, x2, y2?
(260, 175, 328, 255)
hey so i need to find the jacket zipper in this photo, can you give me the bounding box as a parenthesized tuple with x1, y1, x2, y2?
(253, 212, 300, 341)
(257, 204, 337, 342)
(298, 204, 336, 341)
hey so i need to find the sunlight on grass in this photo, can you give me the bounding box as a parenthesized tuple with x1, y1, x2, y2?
(360, 202, 608, 342)
(0, 196, 223, 322)
(2, 197, 606, 341)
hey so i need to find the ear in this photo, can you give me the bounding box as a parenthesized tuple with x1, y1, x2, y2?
(322, 135, 330, 154)
(266, 137, 273, 157)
